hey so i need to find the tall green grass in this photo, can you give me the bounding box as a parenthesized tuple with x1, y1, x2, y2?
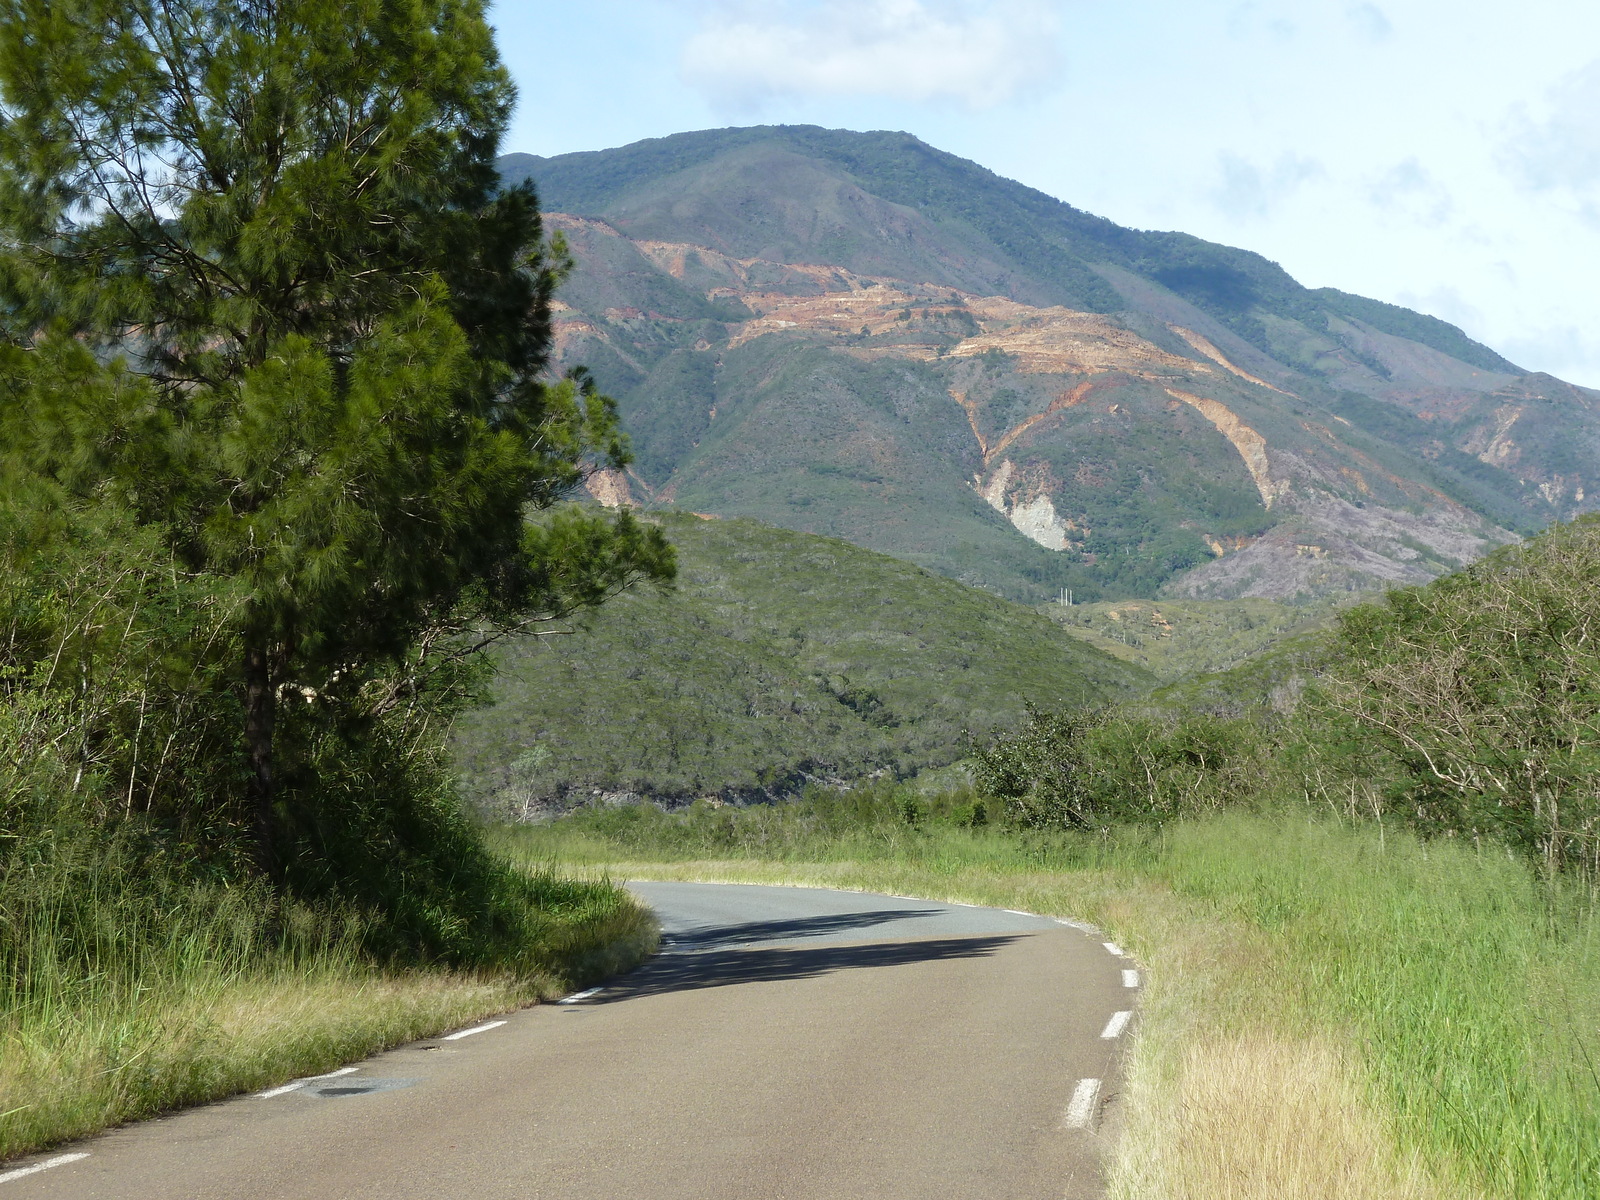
(502, 793, 1600, 1199)
(0, 579, 659, 1163)
(1159, 817, 1599, 1200)
(0, 820, 656, 1162)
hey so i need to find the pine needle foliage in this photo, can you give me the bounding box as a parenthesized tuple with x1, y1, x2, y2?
(0, 0, 674, 881)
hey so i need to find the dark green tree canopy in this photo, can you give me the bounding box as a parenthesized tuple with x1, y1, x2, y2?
(0, 0, 673, 872)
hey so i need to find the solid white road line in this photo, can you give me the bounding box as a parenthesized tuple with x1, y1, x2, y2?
(256, 1066, 358, 1099)
(1063, 1078, 1102, 1129)
(1002, 909, 1031, 916)
(557, 986, 605, 1005)
(442, 1020, 508, 1040)
(0, 1153, 89, 1184)
(1102, 941, 1125, 957)
(1122, 968, 1140, 988)
(1100, 1010, 1132, 1039)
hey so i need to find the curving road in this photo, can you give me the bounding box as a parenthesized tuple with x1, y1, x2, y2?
(4, 883, 1135, 1200)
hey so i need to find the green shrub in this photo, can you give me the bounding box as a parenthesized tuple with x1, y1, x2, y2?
(969, 703, 1280, 830)
(895, 794, 927, 827)
(969, 704, 1107, 828)
(1318, 515, 1600, 872)
(950, 798, 989, 828)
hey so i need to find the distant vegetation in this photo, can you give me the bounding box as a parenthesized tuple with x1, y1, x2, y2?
(1043, 596, 1340, 680)
(453, 512, 1149, 815)
(466, 511, 1600, 876)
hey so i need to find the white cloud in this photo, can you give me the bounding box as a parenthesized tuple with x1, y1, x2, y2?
(1344, 3, 1392, 44)
(1210, 151, 1323, 221)
(1499, 324, 1600, 388)
(1367, 158, 1454, 227)
(1224, 3, 1297, 43)
(680, 0, 1065, 111)
(1392, 284, 1484, 336)
(1503, 58, 1600, 223)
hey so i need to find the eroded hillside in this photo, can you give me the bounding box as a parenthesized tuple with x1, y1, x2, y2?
(505, 127, 1600, 602)
(550, 215, 1510, 600)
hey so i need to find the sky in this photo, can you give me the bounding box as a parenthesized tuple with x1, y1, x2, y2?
(489, 0, 1600, 387)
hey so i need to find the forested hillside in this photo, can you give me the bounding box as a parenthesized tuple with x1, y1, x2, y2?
(454, 512, 1149, 814)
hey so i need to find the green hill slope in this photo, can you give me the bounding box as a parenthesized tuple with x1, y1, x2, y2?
(1044, 596, 1342, 681)
(452, 513, 1151, 814)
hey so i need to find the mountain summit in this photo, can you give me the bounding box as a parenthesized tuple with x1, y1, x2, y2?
(500, 127, 1599, 602)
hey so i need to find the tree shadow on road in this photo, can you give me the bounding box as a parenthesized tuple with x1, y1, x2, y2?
(660, 909, 940, 950)
(593, 934, 1024, 1001)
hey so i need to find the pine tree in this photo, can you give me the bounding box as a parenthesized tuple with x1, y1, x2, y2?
(0, 0, 673, 875)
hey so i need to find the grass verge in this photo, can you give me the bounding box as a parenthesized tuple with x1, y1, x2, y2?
(497, 804, 1599, 1200)
(0, 868, 657, 1162)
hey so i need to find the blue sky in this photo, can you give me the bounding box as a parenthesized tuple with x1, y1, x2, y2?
(490, 1, 1600, 386)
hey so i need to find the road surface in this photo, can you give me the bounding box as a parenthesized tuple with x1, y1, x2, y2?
(3, 882, 1134, 1199)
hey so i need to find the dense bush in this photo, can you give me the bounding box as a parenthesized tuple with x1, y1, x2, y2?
(967, 516, 1600, 876)
(968, 705, 1106, 828)
(1320, 515, 1600, 873)
(970, 704, 1279, 830)
(505, 777, 1003, 863)
(0, 518, 589, 970)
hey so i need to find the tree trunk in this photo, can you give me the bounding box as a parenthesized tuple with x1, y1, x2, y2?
(244, 640, 278, 880)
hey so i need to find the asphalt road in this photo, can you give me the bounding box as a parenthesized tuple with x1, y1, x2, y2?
(4, 882, 1135, 1200)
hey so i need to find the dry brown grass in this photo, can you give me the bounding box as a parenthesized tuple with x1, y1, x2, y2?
(2, 878, 662, 1161)
(1153, 1035, 1449, 1200)
(1, 966, 546, 1157)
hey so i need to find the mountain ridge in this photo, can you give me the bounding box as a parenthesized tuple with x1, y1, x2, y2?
(499, 126, 1599, 603)
(501, 126, 1520, 376)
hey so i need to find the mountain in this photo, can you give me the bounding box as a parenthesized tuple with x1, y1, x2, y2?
(452, 512, 1150, 815)
(499, 127, 1600, 603)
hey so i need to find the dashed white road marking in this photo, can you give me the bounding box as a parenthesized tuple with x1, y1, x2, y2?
(257, 1067, 358, 1099)
(0, 1153, 89, 1184)
(1122, 969, 1140, 989)
(1053, 916, 1095, 932)
(557, 987, 604, 1006)
(1100, 1010, 1132, 1039)
(442, 1020, 508, 1040)
(1062, 1078, 1101, 1129)
(1103, 941, 1125, 957)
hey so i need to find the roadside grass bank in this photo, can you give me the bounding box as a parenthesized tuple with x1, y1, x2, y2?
(496, 799, 1600, 1200)
(0, 861, 656, 1162)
